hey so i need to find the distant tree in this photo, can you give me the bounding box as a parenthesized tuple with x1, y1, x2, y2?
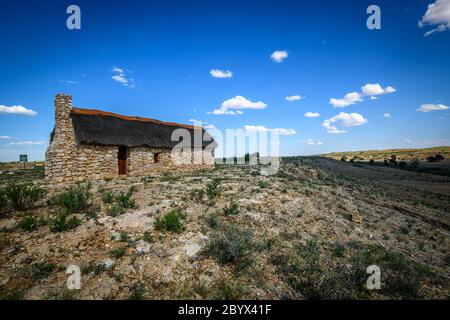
(426, 156, 437, 162)
(341, 156, 348, 162)
(369, 159, 375, 164)
(399, 161, 407, 167)
(410, 158, 419, 168)
(383, 159, 389, 165)
(435, 154, 444, 161)
(389, 155, 397, 165)
(244, 153, 250, 164)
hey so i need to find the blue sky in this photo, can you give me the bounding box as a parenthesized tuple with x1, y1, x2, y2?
(0, 0, 449, 161)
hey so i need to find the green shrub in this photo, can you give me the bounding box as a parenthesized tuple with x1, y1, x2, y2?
(203, 212, 221, 229)
(128, 284, 147, 300)
(258, 180, 269, 188)
(114, 186, 137, 209)
(49, 210, 82, 232)
(30, 262, 56, 281)
(271, 240, 348, 299)
(0, 189, 7, 212)
(19, 215, 39, 231)
(208, 278, 246, 300)
(203, 225, 254, 270)
(155, 209, 185, 233)
(206, 178, 221, 200)
(160, 172, 178, 182)
(82, 262, 106, 276)
(107, 204, 126, 217)
(110, 247, 126, 259)
(4, 183, 45, 211)
(350, 244, 427, 298)
(99, 188, 115, 204)
(51, 183, 92, 213)
(222, 200, 239, 216)
(190, 189, 205, 202)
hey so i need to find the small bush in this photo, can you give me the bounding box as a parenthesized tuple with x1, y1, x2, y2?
(206, 178, 221, 200)
(0, 189, 7, 212)
(208, 278, 246, 300)
(222, 200, 239, 216)
(128, 284, 147, 300)
(369, 159, 375, 164)
(30, 262, 56, 281)
(203, 212, 221, 229)
(51, 183, 91, 213)
(110, 247, 126, 259)
(203, 225, 254, 270)
(340, 156, 348, 162)
(155, 209, 185, 233)
(114, 186, 137, 209)
(410, 158, 420, 168)
(82, 262, 106, 276)
(160, 172, 178, 182)
(190, 189, 205, 202)
(99, 189, 115, 204)
(258, 180, 269, 189)
(49, 210, 82, 232)
(19, 215, 39, 231)
(107, 204, 126, 217)
(4, 183, 45, 211)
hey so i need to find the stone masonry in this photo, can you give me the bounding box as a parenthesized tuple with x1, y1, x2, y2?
(45, 94, 214, 183)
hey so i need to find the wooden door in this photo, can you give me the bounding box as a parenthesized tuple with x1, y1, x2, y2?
(118, 146, 127, 175)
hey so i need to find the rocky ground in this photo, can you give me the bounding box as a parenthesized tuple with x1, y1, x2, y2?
(0, 157, 449, 300)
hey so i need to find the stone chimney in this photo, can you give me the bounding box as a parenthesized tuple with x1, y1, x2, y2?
(54, 94, 73, 136)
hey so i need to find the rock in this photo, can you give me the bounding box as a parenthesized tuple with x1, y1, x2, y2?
(111, 210, 155, 232)
(135, 240, 151, 254)
(102, 258, 115, 270)
(0, 218, 17, 231)
(350, 213, 363, 224)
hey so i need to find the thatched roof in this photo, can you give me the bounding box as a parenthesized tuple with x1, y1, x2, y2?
(70, 108, 216, 149)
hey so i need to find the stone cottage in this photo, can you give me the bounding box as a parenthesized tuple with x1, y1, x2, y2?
(45, 94, 216, 183)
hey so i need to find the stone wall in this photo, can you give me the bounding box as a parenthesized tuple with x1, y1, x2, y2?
(45, 94, 214, 183)
(128, 147, 214, 177)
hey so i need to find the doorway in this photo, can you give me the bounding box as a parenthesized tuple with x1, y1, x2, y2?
(118, 146, 127, 175)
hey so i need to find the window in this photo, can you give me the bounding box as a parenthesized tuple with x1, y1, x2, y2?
(154, 152, 161, 164)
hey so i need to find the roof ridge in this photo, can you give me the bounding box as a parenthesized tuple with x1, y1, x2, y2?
(71, 108, 198, 130)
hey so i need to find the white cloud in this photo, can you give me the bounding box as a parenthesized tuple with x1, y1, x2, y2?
(362, 83, 397, 96)
(10, 141, 46, 146)
(59, 80, 76, 84)
(419, 0, 450, 36)
(111, 66, 135, 88)
(244, 125, 296, 136)
(322, 112, 368, 134)
(302, 138, 323, 146)
(304, 112, 320, 118)
(285, 95, 304, 102)
(330, 83, 396, 108)
(209, 69, 233, 78)
(188, 119, 216, 129)
(417, 103, 449, 112)
(383, 113, 391, 118)
(0, 105, 37, 116)
(209, 96, 267, 115)
(0, 136, 16, 139)
(270, 50, 288, 63)
(329, 92, 363, 108)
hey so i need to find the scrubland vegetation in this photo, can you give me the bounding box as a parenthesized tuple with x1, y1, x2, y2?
(0, 153, 449, 300)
